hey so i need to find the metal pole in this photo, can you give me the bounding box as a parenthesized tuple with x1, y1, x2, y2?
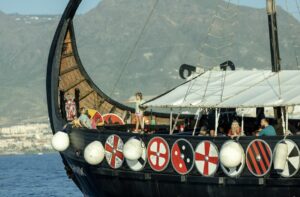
(286, 107, 289, 132)
(241, 112, 245, 136)
(281, 107, 286, 135)
(171, 113, 181, 135)
(192, 108, 202, 136)
(214, 109, 218, 137)
(169, 108, 173, 134)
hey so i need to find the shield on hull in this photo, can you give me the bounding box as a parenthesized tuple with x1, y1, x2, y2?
(275, 139, 300, 178)
(246, 139, 272, 177)
(147, 137, 170, 172)
(171, 139, 195, 175)
(195, 140, 219, 177)
(126, 137, 147, 171)
(220, 140, 245, 177)
(105, 134, 124, 169)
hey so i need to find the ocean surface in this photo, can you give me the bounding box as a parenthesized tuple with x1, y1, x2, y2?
(0, 153, 82, 197)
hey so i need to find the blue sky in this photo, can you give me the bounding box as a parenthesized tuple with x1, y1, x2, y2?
(0, 0, 299, 20)
(0, 0, 101, 15)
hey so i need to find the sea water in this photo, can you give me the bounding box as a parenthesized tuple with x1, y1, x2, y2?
(0, 153, 81, 197)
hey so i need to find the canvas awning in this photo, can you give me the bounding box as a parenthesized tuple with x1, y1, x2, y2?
(143, 70, 300, 108)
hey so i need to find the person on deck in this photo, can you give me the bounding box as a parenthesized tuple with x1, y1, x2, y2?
(256, 118, 276, 136)
(198, 126, 209, 136)
(228, 120, 242, 138)
(126, 92, 146, 133)
(134, 92, 146, 133)
(78, 107, 92, 129)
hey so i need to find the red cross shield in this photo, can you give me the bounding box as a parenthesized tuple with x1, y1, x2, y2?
(195, 141, 219, 177)
(147, 137, 170, 172)
(105, 134, 124, 169)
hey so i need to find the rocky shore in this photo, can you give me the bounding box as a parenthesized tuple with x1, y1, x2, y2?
(0, 123, 53, 155)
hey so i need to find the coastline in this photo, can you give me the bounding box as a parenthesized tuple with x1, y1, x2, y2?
(0, 123, 54, 155)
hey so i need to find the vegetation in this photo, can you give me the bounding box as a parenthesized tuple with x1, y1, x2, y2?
(0, 0, 299, 126)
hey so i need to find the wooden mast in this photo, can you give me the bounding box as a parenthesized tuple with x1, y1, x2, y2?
(266, 0, 283, 133)
(267, 0, 281, 72)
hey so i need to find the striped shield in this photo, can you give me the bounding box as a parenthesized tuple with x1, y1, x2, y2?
(246, 139, 272, 177)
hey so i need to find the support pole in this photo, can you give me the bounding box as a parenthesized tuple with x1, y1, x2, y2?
(266, 0, 281, 72)
(286, 107, 289, 132)
(169, 108, 173, 134)
(214, 109, 219, 137)
(241, 112, 245, 136)
(192, 108, 202, 136)
(171, 113, 181, 135)
(281, 107, 286, 135)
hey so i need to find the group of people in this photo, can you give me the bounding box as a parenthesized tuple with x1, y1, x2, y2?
(67, 90, 279, 138)
(70, 91, 147, 132)
(73, 107, 103, 129)
(198, 118, 277, 137)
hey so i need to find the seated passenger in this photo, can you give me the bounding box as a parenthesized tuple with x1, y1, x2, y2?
(228, 121, 241, 138)
(198, 126, 209, 136)
(79, 107, 92, 129)
(256, 118, 276, 136)
(218, 125, 227, 137)
(72, 118, 82, 128)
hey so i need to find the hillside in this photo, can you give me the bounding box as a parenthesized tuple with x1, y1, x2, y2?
(0, 0, 299, 126)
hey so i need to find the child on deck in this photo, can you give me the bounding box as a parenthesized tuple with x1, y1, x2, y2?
(125, 92, 147, 133)
(126, 92, 146, 133)
(134, 92, 146, 133)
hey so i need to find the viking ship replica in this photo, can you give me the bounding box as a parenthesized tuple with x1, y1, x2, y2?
(47, 0, 300, 196)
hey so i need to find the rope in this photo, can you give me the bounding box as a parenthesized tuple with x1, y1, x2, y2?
(197, 0, 238, 68)
(217, 72, 278, 106)
(220, 70, 227, 102)
(297, 0, 300, 17)
(277, 70, 282, 99)
(201, 70, 213, 102)
(109, 0, 160, 97)
(284, 0, 300, 70)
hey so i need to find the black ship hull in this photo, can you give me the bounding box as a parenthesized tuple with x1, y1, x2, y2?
(63, 128, 300, 197)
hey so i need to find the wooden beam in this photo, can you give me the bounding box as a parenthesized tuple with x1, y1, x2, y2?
(64, 78, 85, 92)
(60, 65, 78, 76)
(80, 90, 94, 101)
(109, 106, 116, 113)
(62, 52, 73, 58)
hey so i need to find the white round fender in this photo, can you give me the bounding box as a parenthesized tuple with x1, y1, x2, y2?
(84, 141, 105, 165)
(220, 141, 243, 168)
(51, 131, 70, 152)
(274, 141, 288, 173)
(123, 138, 143, 161)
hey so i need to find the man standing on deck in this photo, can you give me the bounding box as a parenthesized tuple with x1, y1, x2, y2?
(256, 118, 276, 136)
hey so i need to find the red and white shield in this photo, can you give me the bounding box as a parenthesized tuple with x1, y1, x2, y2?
(195, 141, 219, 177)
(246, 139, 272, 177)
(171, 139, 195, 175)
(147, 137, 170, 172)
(105, 135, 124, 169)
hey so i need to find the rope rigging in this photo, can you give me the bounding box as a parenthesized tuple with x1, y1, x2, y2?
(197, 0, 239, 69)
(109, 0, 160, 97)
(282, 0, 300, 70)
